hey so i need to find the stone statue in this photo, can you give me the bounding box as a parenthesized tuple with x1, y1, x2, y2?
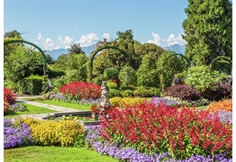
(97, 81, 111, 119)
(100, 81, 110, 107)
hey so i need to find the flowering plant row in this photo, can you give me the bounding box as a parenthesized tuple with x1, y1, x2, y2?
(100, 102, 232, 160)
(85, 125, 232, 162)
(59, 81, 101, 100)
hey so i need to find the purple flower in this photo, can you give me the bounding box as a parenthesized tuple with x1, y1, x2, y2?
(4, 118, 34, 149)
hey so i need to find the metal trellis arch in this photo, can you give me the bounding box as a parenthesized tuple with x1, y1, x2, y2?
(210, 56, 232, 75)
(89, 45, 130, 83)
(4, 39, 47, 76)
(164, 53, 191, 68)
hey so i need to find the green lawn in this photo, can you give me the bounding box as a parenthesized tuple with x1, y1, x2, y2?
(23, 98, 91, 111)
(4, 146, 118, 162)
(4, 103, 58, 119)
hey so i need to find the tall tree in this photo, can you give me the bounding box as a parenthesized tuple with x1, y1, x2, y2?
(182, 0, 232, 65)
(68, 43, 85, 54)
(135, 43, 164, 61)
(4, 30, 22, 39)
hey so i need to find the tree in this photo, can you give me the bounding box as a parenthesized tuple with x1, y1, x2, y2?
(136, 54, 159, 87)
(115, 29, 140, 69)
(46, 54, 54, 64)
(157, 51, 186, 92)
(135, 43, 165, 61)
(4, 45, 43, 81)
(182, 0, 232, 65)
(68, 43, 85, 54)
(4, 30, 22, 39)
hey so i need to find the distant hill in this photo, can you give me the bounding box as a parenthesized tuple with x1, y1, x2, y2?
(45, 43, 186, 60)
(45, 44, 97, 60)
(163, 44, 186, 54)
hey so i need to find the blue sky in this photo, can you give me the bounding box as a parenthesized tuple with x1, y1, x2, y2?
(4, 0, 189, 50)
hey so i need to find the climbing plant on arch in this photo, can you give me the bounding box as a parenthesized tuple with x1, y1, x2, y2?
(4, 39, 47, 76)
(164, 53, 191, 68)
(210, 56, 232, 75)
(89, 45, 130, 82)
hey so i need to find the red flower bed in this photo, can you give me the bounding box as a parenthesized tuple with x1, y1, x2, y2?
(100, 102, 232, 159)
(59, 81, 101, 100)
(4, 87, 16, 104)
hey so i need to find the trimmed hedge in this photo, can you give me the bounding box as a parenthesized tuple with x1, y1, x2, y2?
(20, 75, 43, 95)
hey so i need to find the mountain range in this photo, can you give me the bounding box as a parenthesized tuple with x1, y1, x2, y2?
(45, 44, 186, 60)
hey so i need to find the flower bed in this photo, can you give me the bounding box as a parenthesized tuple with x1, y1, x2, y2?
(4, 119, 34, 149)
(99, 102, 232, 160)
(84, 125, 232, 162)
(59, 81, 101, 100)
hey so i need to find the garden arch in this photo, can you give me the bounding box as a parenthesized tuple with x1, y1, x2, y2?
(210, 56, 232, 75)
(4, 39, 47, 76)
(89, 45, 130, 82)
(164, 53, 191, 68)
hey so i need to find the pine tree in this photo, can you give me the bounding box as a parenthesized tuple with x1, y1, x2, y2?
(182, 0, 232, 65)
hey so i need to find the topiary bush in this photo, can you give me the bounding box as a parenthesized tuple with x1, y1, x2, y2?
(20, 75, 43, 95)
(164, 85, 200, 101)
(121, 89, 134, 97)
(133, 86, 161, 97)
(118, 66, 137, 87)
(107, 80, 118, 89)
(91, 75, 104, 86)
(104, 67, 119, 80)
(136, 54, 159, 88)
(109, 89, 121, 98)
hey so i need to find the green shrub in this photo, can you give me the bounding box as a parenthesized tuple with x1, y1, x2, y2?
(91, 75, 104, 86)
(118, 66, 137, 87)
(184, 65, 227, 92)
(136, 54, 159, 87)
(18, 118, 84, 147)
(109, 89, 121, 98)
(157, 51, 186, 92)
(121, 89, 133, 97)
(134, 86, 160, 97)
(104, 68, 119, 80)
(107, 80, 117, 89)
(47, 66, 65, 78)
(20, 75, 43, 95)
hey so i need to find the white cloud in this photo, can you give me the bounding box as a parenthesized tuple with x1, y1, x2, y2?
(147, 32, 161, 46)
(37, 33, 42, 40)
(102, 33, 111, 41)
(37, 33, 60, 50)
(43, 38, 60, 50)
(76, 33, 99, 47)
(164, 34, 186, 46)
(58, 36, 73, 48)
